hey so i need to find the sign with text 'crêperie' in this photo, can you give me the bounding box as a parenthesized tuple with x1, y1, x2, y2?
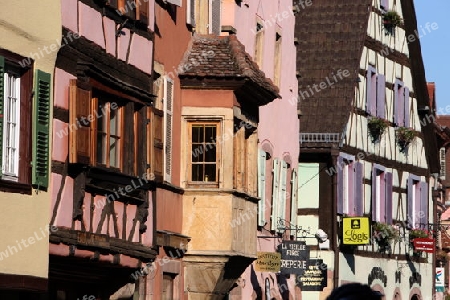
(342, 217, 370, 245)
(280, 241, 309, 275)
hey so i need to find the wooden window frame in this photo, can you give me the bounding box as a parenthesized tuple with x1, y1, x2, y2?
(0, 50, 33, 193)
(95, 100, 124, 170)
(187, 120, 221, 188)
(109, 0, 149, 24)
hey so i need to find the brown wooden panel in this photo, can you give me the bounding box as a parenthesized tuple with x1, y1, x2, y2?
(152, 108, 164, 180)
(69, 80, 92, 164)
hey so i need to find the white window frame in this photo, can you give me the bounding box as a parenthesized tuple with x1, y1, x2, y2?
(2, 71, 20, 181)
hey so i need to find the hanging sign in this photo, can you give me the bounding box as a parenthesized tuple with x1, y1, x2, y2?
(342, 217, 370, 245)
(280, 241, 309, 275)
(297, 259, 328, 291)
(254, 252, 281, 272)
(413, 238, 434, 253)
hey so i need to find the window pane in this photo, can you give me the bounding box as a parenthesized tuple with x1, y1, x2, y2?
(204, 144, 216, 162)
(3, 73, 20, 177)
(191, 145, 204, 162)
(204, 164, 216, 182)
(97, 133, 106, 164)
(110, 137, 119, 168)
(192, 164, 203, 181)
(192, 125, 204, 143)
(205, 125, 216, 141)
(110, 108, 117, 135)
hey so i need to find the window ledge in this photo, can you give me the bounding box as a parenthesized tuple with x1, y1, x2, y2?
(0, 180, 32, 195)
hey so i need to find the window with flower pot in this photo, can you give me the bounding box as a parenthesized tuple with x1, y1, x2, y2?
(337, 154, 364, 216)
(394, 79, 410, 127)
(371, 165, 393, 223)
(407, 175, 428, 229)
(366, 66, 386, 118)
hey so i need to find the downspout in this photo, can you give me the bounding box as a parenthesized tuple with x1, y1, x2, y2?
(331, 149, 340, 288)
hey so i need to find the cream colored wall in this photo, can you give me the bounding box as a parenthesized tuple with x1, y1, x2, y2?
(339, 254, 433, 300)
(0, 0, 61, 279)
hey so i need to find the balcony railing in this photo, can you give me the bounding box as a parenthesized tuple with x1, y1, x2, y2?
(300, 133, 340, 144)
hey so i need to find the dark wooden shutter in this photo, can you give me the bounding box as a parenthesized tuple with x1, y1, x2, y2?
(123, 102, 134, 175)
(385, 172, 393, 224)
(211, 0, 221, 35)
(32, 70, 51, 188)
(337, 156, 343, 214)
(376, 74, 385, 118)
(355, 162, 364, 216)
(69, 79, 92, 164)
(151, 107, 164, 181)
(138, 0, 149, 24)
(0, 56, 4, 177)
(164, 78, 173, 182)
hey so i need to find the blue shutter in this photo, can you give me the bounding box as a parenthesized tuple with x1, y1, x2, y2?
(385, 172, 393, 224)
(337, 157, 344, 214)
(377, 74, 386, 118)
(355, 162, 364, 216)
(257, 149, 266, 226)
(278, 161, 288, 231)
(271, 159, 280, 231)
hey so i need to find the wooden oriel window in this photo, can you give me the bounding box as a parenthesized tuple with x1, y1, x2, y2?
(69, 80, 152, 176)
(189, 121, 220, 186)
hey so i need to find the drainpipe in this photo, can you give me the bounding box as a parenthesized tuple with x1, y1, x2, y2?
(331, 149, 340, 289)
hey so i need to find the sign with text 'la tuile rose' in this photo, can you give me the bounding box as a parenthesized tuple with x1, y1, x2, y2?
(342, 217, 370, 245)
(254, 252, 281, 272)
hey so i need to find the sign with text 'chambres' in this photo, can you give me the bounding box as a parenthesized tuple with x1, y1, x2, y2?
(342, 217, 370, 245)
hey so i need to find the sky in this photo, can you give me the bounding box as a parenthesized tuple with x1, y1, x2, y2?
(414, 0, 450, 113)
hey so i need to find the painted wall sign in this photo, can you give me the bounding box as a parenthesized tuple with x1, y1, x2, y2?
(436, 267, 445, 292)
(254, 252, 281, 272)
(280, 241, 309, 275)
(412, 238, 434, 253)
(342, 217, 370, 245)
(297, 259, 327, 291)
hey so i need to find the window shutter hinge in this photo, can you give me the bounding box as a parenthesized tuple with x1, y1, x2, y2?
(146, 119, 151, 124)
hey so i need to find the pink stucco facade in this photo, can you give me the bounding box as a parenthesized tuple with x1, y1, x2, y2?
(223, 0, 300, 298)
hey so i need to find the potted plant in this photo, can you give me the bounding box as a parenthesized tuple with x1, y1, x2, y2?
(372, 222, 400, 252)
(383, 10, 403, 35)
(396, 127, 416, 152)
(368, 117, 389, 142)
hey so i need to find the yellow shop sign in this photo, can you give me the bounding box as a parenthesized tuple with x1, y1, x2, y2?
(255, 252, 281, 272)
(342, 217, 370, 245)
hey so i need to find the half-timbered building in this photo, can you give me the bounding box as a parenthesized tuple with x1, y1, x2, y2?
(49, 0, 157, 298)
(295, 0, 439, 298)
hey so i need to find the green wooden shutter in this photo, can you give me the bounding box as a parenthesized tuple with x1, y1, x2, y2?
(0, 56, 4, 177)
(32, 70, 51, 188)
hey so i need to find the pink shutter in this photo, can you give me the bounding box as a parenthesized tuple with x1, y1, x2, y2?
(355, 162, 364, 216)
(371, 168, 377, 221)
(366, 68, 376, 115)
(385, 172, 393, 224)
(404, 87, 410, 127)
(348, 163, 355, 216)
(381, 0, 389, 10)
(377, 74, 386, 118)
(337, 157, 344, 214)
(420, 182, 428, 229)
